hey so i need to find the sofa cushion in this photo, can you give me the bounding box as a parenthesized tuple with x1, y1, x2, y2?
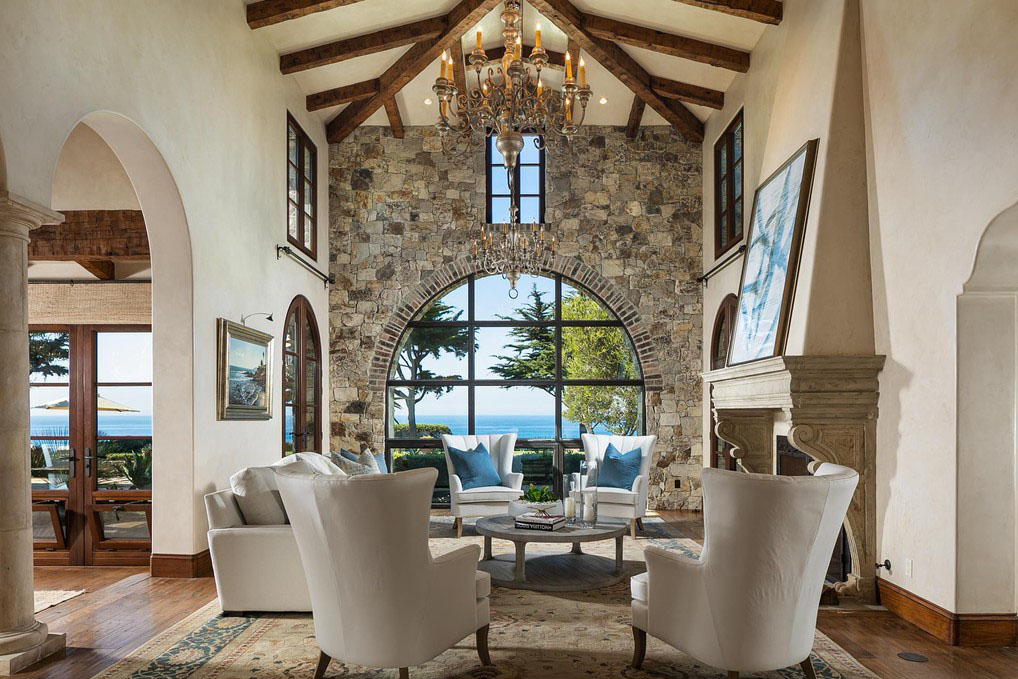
(230, 455, 344, 525)
(448, 443, 501, 490)
(595, 486, 638, 505)
(630, 572, 648, 602)
(457, 485, 519, 503)
(598, 443, 643, 489)
(339, 448, 387, 474)
(329, 449, 381, 476)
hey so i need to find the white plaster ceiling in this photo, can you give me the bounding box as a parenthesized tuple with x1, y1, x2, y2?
(246, 0, 770, 131)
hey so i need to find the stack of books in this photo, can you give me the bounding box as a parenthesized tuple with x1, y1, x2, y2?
(515, 513, 566, 531)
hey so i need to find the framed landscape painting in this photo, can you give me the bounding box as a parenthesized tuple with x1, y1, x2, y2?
(217, 319, 273, 420)
(728, 139, 819, 365)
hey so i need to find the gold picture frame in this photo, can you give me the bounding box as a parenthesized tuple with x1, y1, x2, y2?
(216, 318, 273, 420)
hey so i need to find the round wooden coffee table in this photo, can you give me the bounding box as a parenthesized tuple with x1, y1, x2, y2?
(474, 515, 636, 592)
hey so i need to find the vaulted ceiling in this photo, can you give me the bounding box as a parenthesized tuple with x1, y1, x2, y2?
(244, 0, 781, 143)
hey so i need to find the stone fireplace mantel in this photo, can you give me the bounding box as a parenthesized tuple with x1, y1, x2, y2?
(704, 355, 885, 602)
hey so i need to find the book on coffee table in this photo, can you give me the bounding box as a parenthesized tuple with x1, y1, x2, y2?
(515, 513, 566, 531)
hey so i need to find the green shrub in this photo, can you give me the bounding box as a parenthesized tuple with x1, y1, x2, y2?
(393, 423, 451, 439)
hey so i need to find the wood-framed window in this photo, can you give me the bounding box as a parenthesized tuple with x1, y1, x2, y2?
(709, 294, 738, 470)
(287, 113, 317, 259)
(282, 295, 322, 455)
(486, 134, 545, 224)
(714, 110, 744, 258)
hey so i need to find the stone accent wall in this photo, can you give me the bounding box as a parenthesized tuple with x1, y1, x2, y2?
(328, 125, 704, 509)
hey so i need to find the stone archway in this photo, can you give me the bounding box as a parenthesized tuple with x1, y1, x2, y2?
(366, 253, 664, 394)
(55, 112, 195, 562)
(956, 200, 1018, 616)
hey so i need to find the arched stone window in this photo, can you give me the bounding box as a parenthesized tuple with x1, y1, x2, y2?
(709, 294, 738, 470)
(282, 295, 322, 455)
(385, 273, 645, 504)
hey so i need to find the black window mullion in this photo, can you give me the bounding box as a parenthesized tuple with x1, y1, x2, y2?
(468, 275, 475, 435)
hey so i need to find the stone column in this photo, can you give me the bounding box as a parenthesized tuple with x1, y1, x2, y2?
(0, 191, 65, 675)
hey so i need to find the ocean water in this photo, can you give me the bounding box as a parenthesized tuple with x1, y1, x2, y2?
(31, 413, 152, 437)
(391, 414, 617, 440)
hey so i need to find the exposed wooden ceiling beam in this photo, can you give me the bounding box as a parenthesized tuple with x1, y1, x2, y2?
(449, 40, 468, 94)
(469, 45, 567, 71)
(670, 0, 782, 25)
(77, 260, 116, 280)
(29, 211, 149, 261)
(247, 0, 367, 29)
(383, 99, 405, 139)
(280, 16, 448, 74)
(528, 0, 704, 142)
(625, 96, 645, 139)
(306, 79, 379, 111)
(584, 14, 749, 72)
(651, 76, 724, 109)
(326, 0, 503, 144)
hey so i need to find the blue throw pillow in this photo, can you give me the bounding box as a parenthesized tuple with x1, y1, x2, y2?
(447, 443, 501, 490)
(340, 448, 387, 474)
(598, 443, 643, 489)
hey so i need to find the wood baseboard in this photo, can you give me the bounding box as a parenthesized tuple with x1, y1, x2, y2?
(150, 550, 212, 578)
(877, 579, 1018, 646)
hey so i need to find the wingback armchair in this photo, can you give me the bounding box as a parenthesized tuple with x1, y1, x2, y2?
(274, 466, 492, 679)
(576, 434, 657, 537)
(441, 434, 521, 537)
(630, 462, 858, 678)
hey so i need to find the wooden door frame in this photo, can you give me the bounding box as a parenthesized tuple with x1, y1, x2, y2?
(282, 296, 322, 455)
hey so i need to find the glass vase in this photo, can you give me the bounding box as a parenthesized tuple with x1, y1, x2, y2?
(562, 474, 577, 526)
(582, 464, 598, 528)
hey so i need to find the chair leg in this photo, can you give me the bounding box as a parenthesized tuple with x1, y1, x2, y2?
(636, 517, 645, 531)
(631, 626, 646, 669)
(476, 624, 493, 665)
(314, 651, 331, 679)
(399, 668, 409, 679)
(454, 517, 463, 538)
(630, 519, 638, 539)
(727, 673, 739, 679)
(800, 656, 818, 679)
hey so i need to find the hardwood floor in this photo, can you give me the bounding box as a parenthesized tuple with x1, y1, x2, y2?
(19, 512, 1018, 678)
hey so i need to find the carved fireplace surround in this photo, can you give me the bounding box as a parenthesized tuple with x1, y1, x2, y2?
(704, 355, 885, 602)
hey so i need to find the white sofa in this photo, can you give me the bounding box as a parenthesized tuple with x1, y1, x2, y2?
(630, 462, 858, 678)
(275, 466, 492, 679)
(204, 453, 343, 613)
(441, 434, 522, 537)
(574, 434, 657, 538)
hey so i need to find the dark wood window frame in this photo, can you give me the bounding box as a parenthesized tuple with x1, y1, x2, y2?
(713, 109, 744, 259)
(287, 112, 318, 260)
(485, 134, 546, 224)
(385, 273, 645, 505)
(709, 294, 739, 471)
(282, 295, 322, 455)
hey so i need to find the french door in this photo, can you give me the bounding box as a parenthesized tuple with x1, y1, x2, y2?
(30, 325, 153, 566)
(282, 296, 322, 455)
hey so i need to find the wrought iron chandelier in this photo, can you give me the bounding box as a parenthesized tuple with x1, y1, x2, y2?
(432, 0, 593, 298)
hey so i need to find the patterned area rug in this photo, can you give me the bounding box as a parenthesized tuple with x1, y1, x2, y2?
(93, 535, 878, 679)
(34, 589, 84, 613)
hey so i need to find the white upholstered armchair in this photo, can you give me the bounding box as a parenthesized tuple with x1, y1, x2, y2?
(275, 466, 492, 679)
(630, 463, 858, 678)
(441, 434, 521, 537)
(576, 434, 657, 537)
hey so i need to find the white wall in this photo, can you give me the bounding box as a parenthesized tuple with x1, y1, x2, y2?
(860, 0, 1018, 612)
(51, 124, 140, 210)
(0, 0, 331, 555)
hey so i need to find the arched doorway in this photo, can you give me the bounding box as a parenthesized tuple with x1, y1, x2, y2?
(957, 199, 1018, 616)
(46, 113, 194, 566)
(709, 294, 738, 470)
(282, 295, 322, 455)
(384, 272, 646, 504)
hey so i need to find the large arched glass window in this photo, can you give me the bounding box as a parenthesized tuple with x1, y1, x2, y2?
(386, 273, 645, 504)
(283, 296, 322, 455)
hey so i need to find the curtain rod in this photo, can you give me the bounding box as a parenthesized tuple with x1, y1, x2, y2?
(276, 244, 335, 288)
(699, 244, 746, 287)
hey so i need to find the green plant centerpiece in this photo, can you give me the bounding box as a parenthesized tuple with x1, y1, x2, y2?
(516, 484, 559, 516)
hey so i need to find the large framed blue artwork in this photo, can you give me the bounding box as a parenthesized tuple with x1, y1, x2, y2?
(728, 139, 819, 365)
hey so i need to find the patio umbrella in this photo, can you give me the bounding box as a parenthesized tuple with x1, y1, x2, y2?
(34, 396, 139, 412)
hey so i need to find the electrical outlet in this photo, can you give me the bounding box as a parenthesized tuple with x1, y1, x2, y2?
(905, 558, 914, 578)
(674, 479, 681, 489)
